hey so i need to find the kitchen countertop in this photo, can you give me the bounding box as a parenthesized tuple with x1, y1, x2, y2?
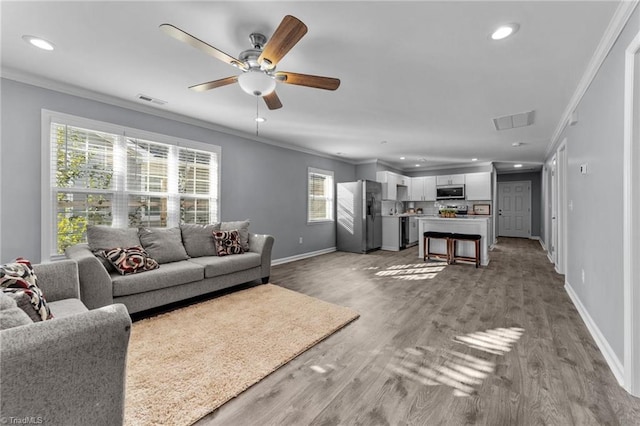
(383, 214, 491, 219)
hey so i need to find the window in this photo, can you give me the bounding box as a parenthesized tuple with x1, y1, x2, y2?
(307, 167, 334, 223)
(43, 111, 220, 259)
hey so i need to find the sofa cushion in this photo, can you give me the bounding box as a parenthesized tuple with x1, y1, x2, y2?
(0, 292, 32, 330)
(220, 220, 250, 251)
(180, 223, 221, 257)
(1, 258, 53, 321)
(213, 230, 244, 256)
(87, 226, 141, 251)
(138, 227, 189, 264)
(188, 252, 261, 279)
(103, 246, 160, 275)
(111, 260, 204, 297)
(48, 299, 89, 318)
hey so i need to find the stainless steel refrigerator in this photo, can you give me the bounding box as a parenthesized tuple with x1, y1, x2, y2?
(336, 180, 382, 253)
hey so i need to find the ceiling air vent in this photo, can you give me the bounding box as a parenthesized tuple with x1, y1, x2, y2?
(493, 110, 535, 131)
(136, 94, 167, 105)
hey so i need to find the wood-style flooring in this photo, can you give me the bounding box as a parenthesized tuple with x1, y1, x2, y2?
(196, 238, 640, 425)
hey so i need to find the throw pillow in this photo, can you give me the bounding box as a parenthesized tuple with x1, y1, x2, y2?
(213, 230, 244, 256)
(102, 246, 160, 275)
(180, 223, 221, 257)
(138, 227, 189, 264)
(87, 225, 141, 251)
(0, 258, 53, 321)
(0, 292, 33, 330)
(220, 220, 250, 251)
(6, 291, 42, 322)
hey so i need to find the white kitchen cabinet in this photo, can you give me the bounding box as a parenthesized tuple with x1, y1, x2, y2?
(409, 216, 419, 244)
(376, 171, 410, 201)
(410, 176, 437, 201)
(382, 216, 401, 251)
(436, 174, 465, 186)
(465, 172, 492, 200)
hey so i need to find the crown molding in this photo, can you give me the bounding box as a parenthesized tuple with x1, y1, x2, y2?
(0, 67, 355, 165)
(546, 0, 639, 158)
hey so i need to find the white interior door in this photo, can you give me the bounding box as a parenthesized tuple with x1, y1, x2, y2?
(557, 142, 567, 274)
(551, 157, 558, 265)
(498, 181, 531, 238)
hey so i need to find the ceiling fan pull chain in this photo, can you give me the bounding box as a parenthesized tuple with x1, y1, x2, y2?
(256, 96, 259, 136)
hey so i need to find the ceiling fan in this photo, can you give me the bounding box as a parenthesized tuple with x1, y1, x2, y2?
(160, 15, 340, 110)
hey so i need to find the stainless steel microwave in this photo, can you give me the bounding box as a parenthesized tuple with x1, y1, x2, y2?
(436, 185, 465, 200)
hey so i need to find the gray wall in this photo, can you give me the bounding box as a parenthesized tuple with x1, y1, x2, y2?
(551, 7, 639, 362)
(0, 78, 355, 263)
(497, 171, 542, 238)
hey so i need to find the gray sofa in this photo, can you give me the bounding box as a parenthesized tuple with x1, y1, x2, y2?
(65, 223, 275, 314)
(0, 260, 131, 425)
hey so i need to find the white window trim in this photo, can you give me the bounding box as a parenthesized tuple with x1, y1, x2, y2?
(41, 109, 221, 261)
(307, 167, 334, 224)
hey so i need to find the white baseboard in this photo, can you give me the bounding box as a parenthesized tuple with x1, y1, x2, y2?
(272, 247, 336, 266)
(564, 281, 625, 386)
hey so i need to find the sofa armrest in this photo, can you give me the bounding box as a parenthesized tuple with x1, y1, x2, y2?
(0, 304, 131, 426)
(33, 259, 80, 302)
(65, 243, 114, 310)
(249, 233, 274, 280)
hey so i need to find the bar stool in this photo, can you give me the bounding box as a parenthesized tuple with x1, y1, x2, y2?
(423, 231, 453, 263)
(450, 233, 481, 268)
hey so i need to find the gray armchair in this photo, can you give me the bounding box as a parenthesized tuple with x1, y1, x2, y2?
(0, 260, 131, 426)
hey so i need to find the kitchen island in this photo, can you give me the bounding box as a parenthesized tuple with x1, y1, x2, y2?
(418, 216, 491, 266)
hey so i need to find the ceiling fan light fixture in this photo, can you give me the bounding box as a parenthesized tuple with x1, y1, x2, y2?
(238, 70, 276, 96)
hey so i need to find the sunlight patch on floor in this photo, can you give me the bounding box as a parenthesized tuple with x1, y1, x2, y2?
(372, 262, 447, 281)
(454, 327, 525, 355)
(387, 328, 524, 397)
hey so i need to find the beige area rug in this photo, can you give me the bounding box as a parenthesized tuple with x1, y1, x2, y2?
(124, 284, 360, 425)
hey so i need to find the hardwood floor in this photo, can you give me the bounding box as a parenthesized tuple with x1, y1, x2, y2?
(197, 238, 640, 425)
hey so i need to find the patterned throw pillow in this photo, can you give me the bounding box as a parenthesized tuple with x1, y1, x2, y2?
(213, 230, 244, 257)
(0, 258, 53, 321)
(102, 246, 160, 275)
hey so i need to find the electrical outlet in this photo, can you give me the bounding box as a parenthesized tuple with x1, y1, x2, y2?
(581, 269, 585, 284)
(299, 237, 303, 244)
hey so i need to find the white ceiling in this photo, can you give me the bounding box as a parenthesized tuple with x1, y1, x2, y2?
(0, 1, 621, 172)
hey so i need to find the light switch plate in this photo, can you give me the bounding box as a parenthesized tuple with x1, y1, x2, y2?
(580, 164, 588, 174)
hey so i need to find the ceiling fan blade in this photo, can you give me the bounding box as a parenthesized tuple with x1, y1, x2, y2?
(189, 76, 238, 92)
(160, 24, 246, 69)
(258, 15, 308, 69)
(263, 91, 283, 110)
(275, 71, 340, 91)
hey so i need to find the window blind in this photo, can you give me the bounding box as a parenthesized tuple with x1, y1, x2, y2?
(46, 114, 220, 257)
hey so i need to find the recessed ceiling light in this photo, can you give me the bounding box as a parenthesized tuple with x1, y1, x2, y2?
(491, 23, 519, 41)
(514, 164, 523, 168)
(415, 164, 420, 167)
(400, 156, 405, 160)
(22, 35, 54, 51)
(471, 158, 478, 162)
(255, 117, 266, 123)
(512, 142, 523, 147)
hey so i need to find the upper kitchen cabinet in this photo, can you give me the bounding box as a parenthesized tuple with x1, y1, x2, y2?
(436, 174, 465, 186)
(376, 171, 410, 201)
(465, 172, 492, 200)
(410, 176, 436, 201)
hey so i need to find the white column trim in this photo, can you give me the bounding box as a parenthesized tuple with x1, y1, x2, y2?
(623, 28, 640, 397)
